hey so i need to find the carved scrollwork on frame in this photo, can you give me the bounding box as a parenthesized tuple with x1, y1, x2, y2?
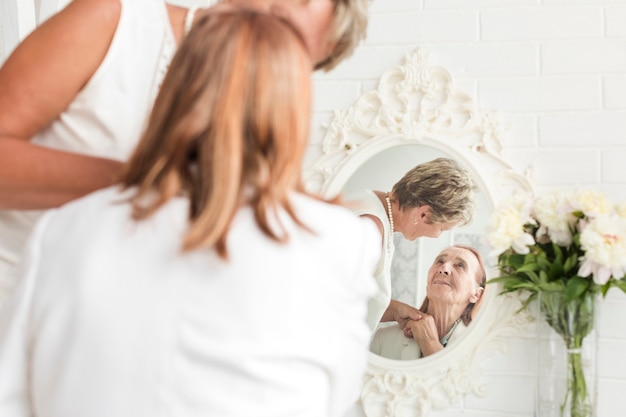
(304, 48, 535, 416)
(360, 290, 532, 417)
(304, 48, 530, 200)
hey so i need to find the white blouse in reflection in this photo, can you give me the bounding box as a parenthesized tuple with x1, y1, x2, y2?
(369, 321, 468, 360)
(344, 190, 394, 333)
(0, 186, 380, 417)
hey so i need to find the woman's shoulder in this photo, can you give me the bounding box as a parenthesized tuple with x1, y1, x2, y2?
(39, 186, 128, 230)
(342, 190, 385, 217)
(290, 194, 380, 250)
(63, 0, 122, 27)
(293, 193, 375, 229)
(343, 189, 376, 205)
(37, 187, 187, 254)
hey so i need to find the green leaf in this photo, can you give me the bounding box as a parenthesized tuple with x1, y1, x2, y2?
(525, 271, 541, 283)
(562, 253, 579, 274)
(538, 281, 566, 292)
(536, 253, 552, 271)
(517, 292, 538, 313)
(600, 281, 611, 297)
(489, 275, 538, 293)
(552, 243, 564, 264)
(613, 279, 626, 294)
(500, 253, 526, 269)
(564, 276, 590, 302)
(515, 263, 540, 273)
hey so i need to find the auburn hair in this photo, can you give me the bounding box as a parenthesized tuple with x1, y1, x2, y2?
(121, 10, 313, 259)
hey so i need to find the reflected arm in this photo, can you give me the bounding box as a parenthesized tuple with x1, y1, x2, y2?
(380, 299, 422, 327)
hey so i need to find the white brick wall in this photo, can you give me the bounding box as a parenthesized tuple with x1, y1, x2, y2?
(2, 1, 626, 416)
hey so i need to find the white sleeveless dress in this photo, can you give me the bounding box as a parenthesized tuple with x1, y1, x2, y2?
(346, 190, 395, 333)
(0, 0, 179, 302)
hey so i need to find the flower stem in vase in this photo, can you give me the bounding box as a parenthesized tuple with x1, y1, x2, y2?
(539, 292, 596, 417)
(564, 346, 590, 417)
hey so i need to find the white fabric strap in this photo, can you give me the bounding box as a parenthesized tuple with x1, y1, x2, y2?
(184, 7, 199, 36)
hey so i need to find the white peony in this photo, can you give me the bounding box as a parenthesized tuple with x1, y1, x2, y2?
(570, 189, 613, 218)
(578, 214, 626, 285)
(486, 193, 535, 257)
(615, 202, 626, 219)
(533, 190, 576, 246)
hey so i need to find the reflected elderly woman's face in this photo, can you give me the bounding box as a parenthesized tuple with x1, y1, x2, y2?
(426, 247, 483, 306)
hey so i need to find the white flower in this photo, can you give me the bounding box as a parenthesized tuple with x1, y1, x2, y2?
(533, 190, 576, 246)
(570, 189, 613, 218)
(486, 193, 535, 257)
(578, 214, 626, 285)
(615, 202, 626, 219)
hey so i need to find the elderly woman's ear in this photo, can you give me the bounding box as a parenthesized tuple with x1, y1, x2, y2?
(469, 286, 484, 304)
(470, 286, 486, 320)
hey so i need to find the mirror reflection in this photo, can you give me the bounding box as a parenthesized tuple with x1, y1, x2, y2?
(370, 245, 486, 360)
(341, 145, 492, 360)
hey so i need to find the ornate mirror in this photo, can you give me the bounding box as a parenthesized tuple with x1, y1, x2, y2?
(304, 48, 534, 417)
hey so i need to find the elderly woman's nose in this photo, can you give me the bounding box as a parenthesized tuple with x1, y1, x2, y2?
(438, 263, 451, 275)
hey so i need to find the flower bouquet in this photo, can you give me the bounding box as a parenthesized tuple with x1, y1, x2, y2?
(486, 190, 626, 417)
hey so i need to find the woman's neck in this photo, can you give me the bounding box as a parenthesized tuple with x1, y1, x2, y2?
(428, 303, 465, 338)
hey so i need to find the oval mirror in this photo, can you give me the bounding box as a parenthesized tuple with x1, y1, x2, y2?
(304, 48, 534, 417)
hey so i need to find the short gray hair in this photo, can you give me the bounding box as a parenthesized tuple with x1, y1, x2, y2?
(391, 158, 477, 226)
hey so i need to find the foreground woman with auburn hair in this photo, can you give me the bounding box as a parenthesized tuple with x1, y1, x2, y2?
(0, 0, 370, 306)
(0, 10, 380, 417)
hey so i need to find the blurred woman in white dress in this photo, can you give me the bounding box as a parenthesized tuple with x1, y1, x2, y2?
(0, 10, 380, 417)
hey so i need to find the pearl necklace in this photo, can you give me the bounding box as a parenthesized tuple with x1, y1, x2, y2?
(385, 192, 394, 233)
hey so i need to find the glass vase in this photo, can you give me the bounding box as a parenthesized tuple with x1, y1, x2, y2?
(536, 292, 598, 417)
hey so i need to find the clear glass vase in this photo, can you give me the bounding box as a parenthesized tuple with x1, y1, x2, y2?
(536, 292, 598, 417)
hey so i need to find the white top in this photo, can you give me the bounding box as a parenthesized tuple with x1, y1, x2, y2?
(0, 186, 381, 417)
(369, 321, 468, 360)
(0, 0, 179, 300)
(345, 190, 395, 333)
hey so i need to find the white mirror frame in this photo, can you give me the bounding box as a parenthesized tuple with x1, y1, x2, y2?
(305, 48, 534, 417)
